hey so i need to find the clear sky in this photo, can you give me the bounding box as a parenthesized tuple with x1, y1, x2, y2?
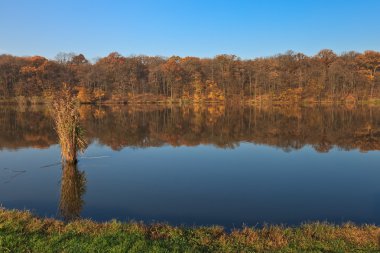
(0, 0, 379, 60)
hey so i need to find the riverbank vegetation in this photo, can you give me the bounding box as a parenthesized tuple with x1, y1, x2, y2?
(0, 208, 379, 252)
(0, 50, 379, 105)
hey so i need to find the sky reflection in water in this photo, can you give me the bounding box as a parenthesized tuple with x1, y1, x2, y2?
(1, 105, 380, 228)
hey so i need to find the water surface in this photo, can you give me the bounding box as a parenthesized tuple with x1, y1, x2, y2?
(1, 105, 380, 228)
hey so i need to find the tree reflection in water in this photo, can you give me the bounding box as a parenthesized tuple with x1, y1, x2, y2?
(1, 104, 380, 152)
(59, 161, 86, 221)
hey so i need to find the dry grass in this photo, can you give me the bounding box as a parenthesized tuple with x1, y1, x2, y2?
(1, 208, 380, 252)
(50, 84, 87, 163)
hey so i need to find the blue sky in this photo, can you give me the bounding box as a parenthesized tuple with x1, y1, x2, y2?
(0, 0, 379, 60)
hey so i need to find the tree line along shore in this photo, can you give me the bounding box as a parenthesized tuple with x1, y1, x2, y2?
(0, 50, 379, 105)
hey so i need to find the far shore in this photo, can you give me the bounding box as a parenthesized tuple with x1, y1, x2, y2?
(1, 95, 380, 107)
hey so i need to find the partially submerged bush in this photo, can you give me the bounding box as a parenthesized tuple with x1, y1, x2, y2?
(51, 84, 87, 163)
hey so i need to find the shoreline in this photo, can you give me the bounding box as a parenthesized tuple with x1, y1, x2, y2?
(1, 208, 379, 252)
(1, 98, 380, 106)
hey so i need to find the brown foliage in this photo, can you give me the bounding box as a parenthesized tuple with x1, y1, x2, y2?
(1, 49, 380, 104)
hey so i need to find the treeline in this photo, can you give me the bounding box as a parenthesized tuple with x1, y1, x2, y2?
(0, 50, 379, 103)
(1, 105, 380, 152)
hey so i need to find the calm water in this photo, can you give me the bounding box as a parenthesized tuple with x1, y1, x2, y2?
(1, 105, 380, 228)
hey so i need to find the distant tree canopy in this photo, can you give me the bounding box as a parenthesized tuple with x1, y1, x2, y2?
(0, 50, 379, 103)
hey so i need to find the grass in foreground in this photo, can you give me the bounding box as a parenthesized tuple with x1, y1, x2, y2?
(0, 209, 379, 253)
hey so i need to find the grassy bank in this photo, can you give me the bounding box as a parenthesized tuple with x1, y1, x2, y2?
(0, 209, 379, 252)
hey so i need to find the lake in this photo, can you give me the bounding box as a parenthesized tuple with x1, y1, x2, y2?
(1, 104, 380, 228)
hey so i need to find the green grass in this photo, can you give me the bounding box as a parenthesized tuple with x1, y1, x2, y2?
(1, 209, 380, 252)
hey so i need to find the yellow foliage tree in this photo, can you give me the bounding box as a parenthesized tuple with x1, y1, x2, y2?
(193, 75, 204, 102)
(206, 80, 224, 102)
(76, 86, 93, 103)
(93, 88, 106, 103)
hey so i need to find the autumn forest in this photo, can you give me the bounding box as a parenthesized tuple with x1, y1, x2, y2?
(0, 49, 380, 104)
